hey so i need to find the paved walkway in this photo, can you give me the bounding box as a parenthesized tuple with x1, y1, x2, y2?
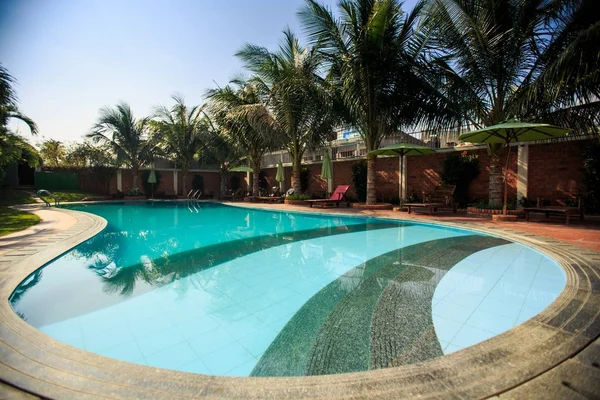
(0, 202, 598, 399)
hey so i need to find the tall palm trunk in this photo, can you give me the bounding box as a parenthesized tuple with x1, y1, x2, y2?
(488, 153, 503, 206)
(132, 165, 139, 191)
(292, 154, 302, 193)
(366, 155, 377, 205)
(252, 164, 260, 196)
(182, 169, 189, 195)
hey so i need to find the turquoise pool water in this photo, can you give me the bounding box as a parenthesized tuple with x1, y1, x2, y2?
(10, 202, 566, 376)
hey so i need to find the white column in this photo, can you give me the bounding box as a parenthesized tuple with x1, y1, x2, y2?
(246, 171, 251, 193)
(117, 169, 122, 192)
(173, 170, 178, 195)
(517, 144, 529, 207)
(279, 155, 285, 193)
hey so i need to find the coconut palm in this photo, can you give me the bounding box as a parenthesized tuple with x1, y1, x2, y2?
(0, 64, 37, 136)
(38, 139, 65, 167)
(421, 0, 600, 205)
(206, 80, 276, 196)
(0, 64, 39, 183)
(152, 95, 210, 195)
(299, 0, 456, 204)
(201, 116, 244, 194)
(236, 28, 337, 193)
(88, 103, 152, 192)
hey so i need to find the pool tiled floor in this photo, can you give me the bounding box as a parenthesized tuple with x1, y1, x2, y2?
(432, 243, 566, 353)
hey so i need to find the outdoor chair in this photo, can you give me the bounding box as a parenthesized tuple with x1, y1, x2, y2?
(523, 196, 584, 225)
(218, 188, 243, 201)
(249, 188, 294, 203)
(404, 185, 457, 214)
(305, 185, 350, 208)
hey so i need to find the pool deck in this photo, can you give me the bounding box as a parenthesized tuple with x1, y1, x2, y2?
(0, 202, 599, 399)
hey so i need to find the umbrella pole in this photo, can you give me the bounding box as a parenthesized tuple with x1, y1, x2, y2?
(503, 141, 511, 215)
(400, 155, 404, 205)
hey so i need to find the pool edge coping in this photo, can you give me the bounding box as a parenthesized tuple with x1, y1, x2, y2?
(0, 203, 598, 399)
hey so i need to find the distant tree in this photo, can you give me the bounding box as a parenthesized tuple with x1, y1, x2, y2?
(206, 80, 276, 196)
(38, 139, 66, 167)
(88, 103, 152, 191)
(0, 64, 39, 183)
(237, 28, 337, 194)
(151, 95, 210, 195)
(200, 116, 244, 195)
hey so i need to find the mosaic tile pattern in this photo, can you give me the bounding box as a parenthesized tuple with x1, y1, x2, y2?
(252, 235, 509, 376)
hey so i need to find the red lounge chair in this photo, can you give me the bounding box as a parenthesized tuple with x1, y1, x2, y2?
(305, 185, 350, 208)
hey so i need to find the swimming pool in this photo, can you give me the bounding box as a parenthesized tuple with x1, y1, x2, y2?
(10, 201, 566, 377)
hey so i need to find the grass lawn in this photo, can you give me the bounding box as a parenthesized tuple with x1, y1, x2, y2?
(0, 207, 40, 237)
(41, 191, 94, 203)
(0, 189, 40, 236)
(0, 189, 37, 207)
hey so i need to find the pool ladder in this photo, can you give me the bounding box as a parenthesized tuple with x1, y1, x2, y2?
(186, 189, 202, 200)
(37, 189, 59, 207)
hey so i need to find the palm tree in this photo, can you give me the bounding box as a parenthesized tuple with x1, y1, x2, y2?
(0, 64, 39, 183)
(152, 95, 209, 195)
(236, 29, 337, 193)
(421, 0, 600, 205)
(0, 64, 37, 136)
(206, 80, 276, 196)
(38, 139, 65, 167)
(201, 116, 244, 195)
(88, 103, 152, 192)
(299, 0, 455, 204)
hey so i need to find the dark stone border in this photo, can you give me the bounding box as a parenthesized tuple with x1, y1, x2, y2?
(0, 205, 598, 399)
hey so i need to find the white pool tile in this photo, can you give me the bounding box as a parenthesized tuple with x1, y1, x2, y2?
(432, 315, 463, 343)
(433, 244, 565, 354)
(201, 342, 255, 375)
(145, 342, 199, 370)
(465, 310, 516, 334)
(188, 328, 235, 357)
(98, 340, 144, 363)
(450, 325, 496, 348)
(136, 327, 185, 357)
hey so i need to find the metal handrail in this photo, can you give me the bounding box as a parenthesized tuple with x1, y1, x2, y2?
(37, 189, 59, 206)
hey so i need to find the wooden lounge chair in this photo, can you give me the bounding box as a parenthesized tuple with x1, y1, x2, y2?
(523, 197, 584, 225)
(218, 188, 243, 201)
(248, 188, 294, 203)
(404, 185, 457, 214)
(305, 185, 350, 208)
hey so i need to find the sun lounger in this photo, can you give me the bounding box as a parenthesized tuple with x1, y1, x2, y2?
(305, 185, 350, 208)
(523, 197, 584, 224)
(404, 185, 457, 214)
(218, 188, 243, 201)
(248, 188, 294, 203)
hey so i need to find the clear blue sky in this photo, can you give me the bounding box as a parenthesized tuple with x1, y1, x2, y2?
(1, 0, 417, 144)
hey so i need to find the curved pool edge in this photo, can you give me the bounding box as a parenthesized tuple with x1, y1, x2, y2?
(0, 204, 598, 399)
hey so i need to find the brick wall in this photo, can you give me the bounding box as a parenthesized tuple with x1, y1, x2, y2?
(105, 140, 587, 202)
(528, 140, 587, 201)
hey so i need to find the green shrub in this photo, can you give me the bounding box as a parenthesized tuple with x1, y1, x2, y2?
(286, 194, 311, 201)
(300, 167, 309, 192)
(192, 175, 204, 191)
(583, 141, 600, 213)
(441, 152, 480, 207)
(351, 160, 367, 202)
(230, 175, 240, 191)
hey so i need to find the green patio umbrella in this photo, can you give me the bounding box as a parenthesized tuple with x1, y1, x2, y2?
(368, 142, 436, 203)
(147, 169, 157, 198)
(275, 160, 284, 182)
(230, 166, 253, 172)
(458, 120, 571, 214)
